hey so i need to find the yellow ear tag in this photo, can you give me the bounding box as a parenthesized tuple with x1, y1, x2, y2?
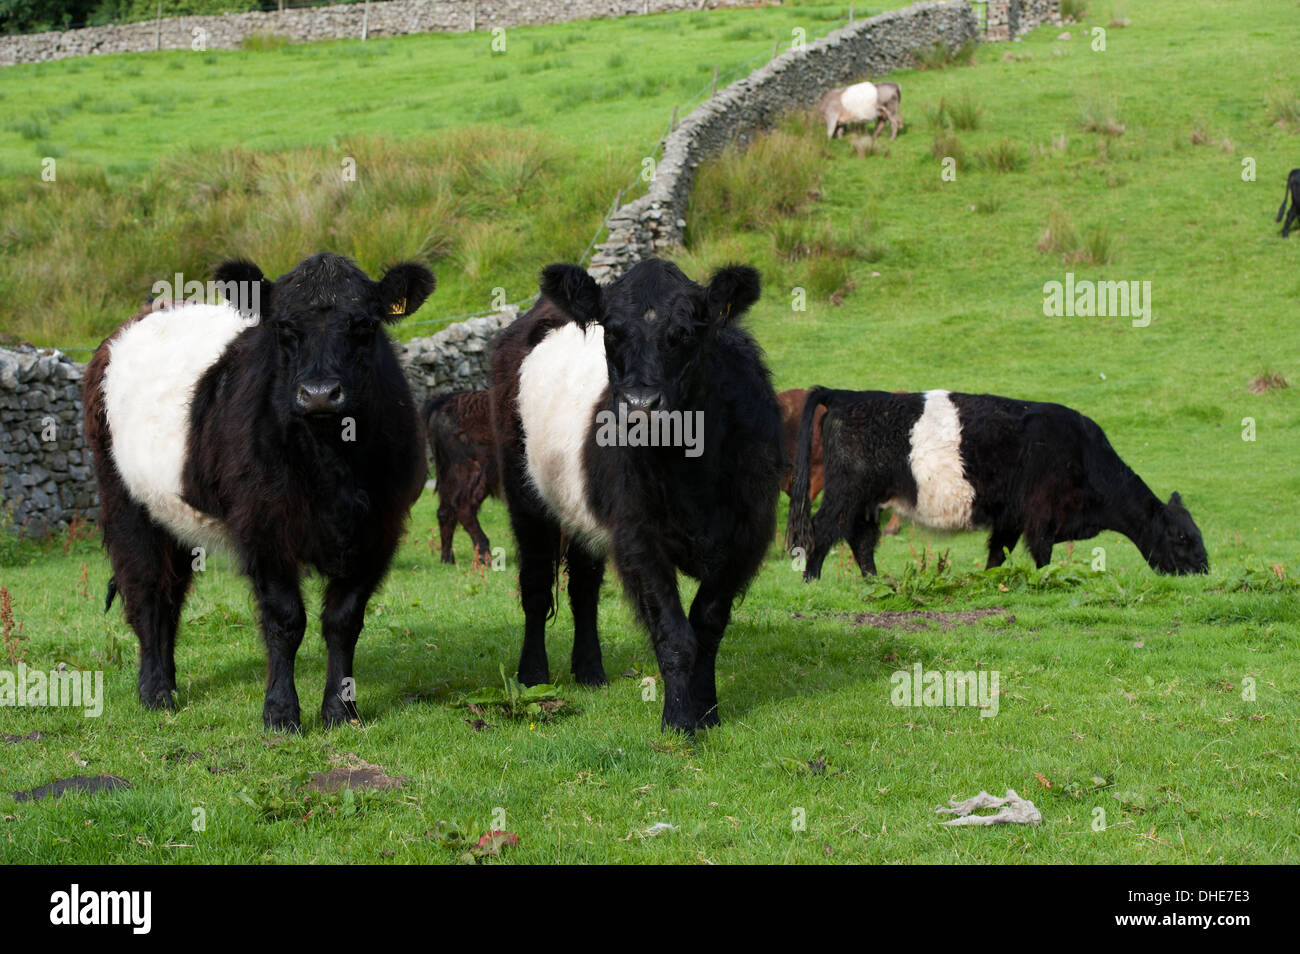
(390, 298, 407, 316)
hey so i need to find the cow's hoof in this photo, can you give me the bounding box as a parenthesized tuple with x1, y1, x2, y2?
(572, 665, 608, 687)
(694, 706, 720, 730)
(440, 553, 455, 565)
(321, 699, 358, 729)
(660, 709, 698, 738)
(139, 687, 176, 710)
(517, 666, 550, 688)
(264, 702, 302, 733)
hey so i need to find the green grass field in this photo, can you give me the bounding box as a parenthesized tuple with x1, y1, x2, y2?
(2, 0, 1298, 864)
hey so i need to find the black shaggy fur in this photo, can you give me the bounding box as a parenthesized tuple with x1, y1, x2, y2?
(423, 389, 500, 565)
(788, 388, 1209, 580)
(491, 258, 784, 734)
(84, 252, 434, 731)
(1277, 168, 1300, 238)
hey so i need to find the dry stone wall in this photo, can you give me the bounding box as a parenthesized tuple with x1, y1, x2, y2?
(0, 0, 750, 67)
(588, 0, 980, 282)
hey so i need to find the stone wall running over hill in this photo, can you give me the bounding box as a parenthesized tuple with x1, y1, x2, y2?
(0, 0, 750, 67)
(587, 0, 982, 282)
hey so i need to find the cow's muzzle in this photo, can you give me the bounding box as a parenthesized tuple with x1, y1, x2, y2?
(295, 379, 346, 415)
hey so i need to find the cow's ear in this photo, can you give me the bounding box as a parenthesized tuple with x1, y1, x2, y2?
(1168, 491, 1184, 509)
(377, 262, 435, 323)
(706, 265, 761, 327)
(214, 259, 270, 317)
(540, 264, 602, 328)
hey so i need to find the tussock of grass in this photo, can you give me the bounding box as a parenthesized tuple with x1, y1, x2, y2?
(979, 139, 1027, 173)
(0, 129, 619, 343)
(929, 95, 983, 131)
(1267, 90, 1300, 132)
(913, 38, 978, 71)
(687, 118, 824, 236)
(1036, 206, 1115, 265)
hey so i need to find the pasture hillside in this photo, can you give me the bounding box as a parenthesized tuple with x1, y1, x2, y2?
(0, 0, 906, 346)
(0, 0, 1297, 865)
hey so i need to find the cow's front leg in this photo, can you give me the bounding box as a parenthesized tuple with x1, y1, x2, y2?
(687, 579, 740, 729)
(320, 573, 381, 728)
(249, 563, 306, 731)
(617, 546, 695, 734)
(566, 540, 607, 685)
(511, 506, 562, 686)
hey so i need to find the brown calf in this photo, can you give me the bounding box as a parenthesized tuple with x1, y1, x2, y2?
(423, 390, 501, 565)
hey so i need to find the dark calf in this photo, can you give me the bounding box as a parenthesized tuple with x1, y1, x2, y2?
(85, 252, 434, 730)
(423, 389, 501, 565)
(789, 388, 1208, 579)
(1277, 168, 1300, 237)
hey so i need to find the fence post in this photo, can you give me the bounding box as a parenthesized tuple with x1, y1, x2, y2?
(711, 64, 718, 95)
(849, 2, 854, 24)
(154, 1, 161, 51)
(471, 1, 478, 32)
(362, 0, 370, 42)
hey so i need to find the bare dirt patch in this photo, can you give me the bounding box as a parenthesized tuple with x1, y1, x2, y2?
(305, 754, 407, 793)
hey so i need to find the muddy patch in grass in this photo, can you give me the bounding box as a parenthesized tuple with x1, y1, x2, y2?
(306, 754, 407, 793)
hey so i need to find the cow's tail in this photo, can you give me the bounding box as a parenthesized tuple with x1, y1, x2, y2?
(422, 392, 461, 483)
(104, 576, 118, 613)
(1278, 175, 1293, 222)
(787, 387, 833, 558)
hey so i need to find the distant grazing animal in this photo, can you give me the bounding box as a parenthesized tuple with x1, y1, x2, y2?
(84, 252, 434, 730)
(788, 388, 1209, 580)
(423, 389, 501, 565)
(817, 81, 902, 142)
(491, 258, 783, 734)
(1277, 168, 1300, 237)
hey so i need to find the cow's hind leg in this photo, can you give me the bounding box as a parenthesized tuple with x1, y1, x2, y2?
(512, 508, 562, 687)
(247, 559, 307, 731)
(985, 525, 1021, 569)
(847, 508, 882, 576)
(319, 571, 383, 728)
(106, 501, 192, 709)
(803, 491, 860, 581)
(460, 503, 493, 566)
(566, 540, 607, 686)
(437, 500, 457, 564)
(1284, 204, 1299, 238)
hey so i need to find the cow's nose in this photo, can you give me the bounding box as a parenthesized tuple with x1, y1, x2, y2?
(296, 380, 345, 414)
(622, 390, 662, 412)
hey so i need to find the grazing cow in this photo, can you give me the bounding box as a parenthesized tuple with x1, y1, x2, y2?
(84, 252, 434, 730)
(491, 258, 783, 734)
(788, 388, 1209, 580)
(423, 389, 501, 565)
(817, 81, 902, 142)
(1277, 168, 1300, 237)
